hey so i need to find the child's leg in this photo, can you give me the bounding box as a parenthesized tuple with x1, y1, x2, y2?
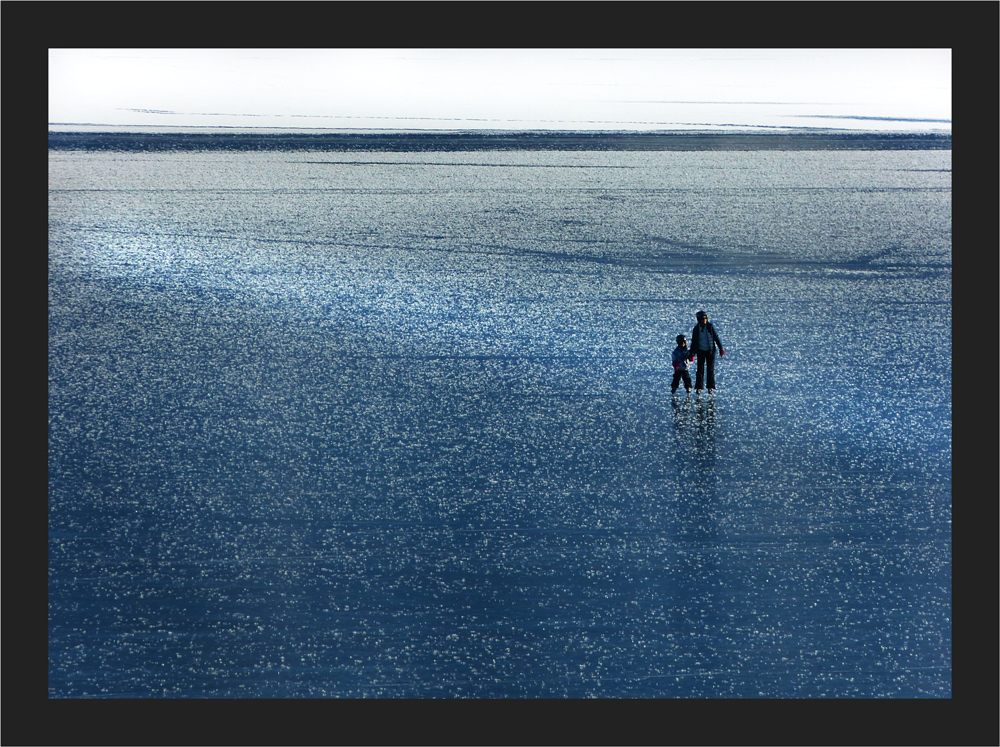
(671, 370, 681, 393)
(682, 370, 692, 392)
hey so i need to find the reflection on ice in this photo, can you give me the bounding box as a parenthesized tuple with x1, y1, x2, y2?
(49, 147, 950, 698)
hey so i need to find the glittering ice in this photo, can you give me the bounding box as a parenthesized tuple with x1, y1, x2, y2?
(49, 147, 950, 697)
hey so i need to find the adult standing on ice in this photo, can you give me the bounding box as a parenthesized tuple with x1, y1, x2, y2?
(690, 310, 725, 394)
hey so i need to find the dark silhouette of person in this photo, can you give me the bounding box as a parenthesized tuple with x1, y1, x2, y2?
(671, 334, 693, 395)
(690, 310, 725, 394)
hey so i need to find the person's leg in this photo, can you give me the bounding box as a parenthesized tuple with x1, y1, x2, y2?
(695, 353, 706, 390)
(706, 351, 716, 390)
(682, 370, 692, 392)
(671, 370, 680, 393)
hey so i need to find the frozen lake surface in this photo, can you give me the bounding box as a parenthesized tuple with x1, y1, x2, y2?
(48, 138, 951, 698)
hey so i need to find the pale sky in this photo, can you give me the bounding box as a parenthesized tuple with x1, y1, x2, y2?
(49, 48, 951, 133)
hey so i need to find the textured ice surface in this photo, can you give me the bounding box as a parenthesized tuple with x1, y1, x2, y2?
(49, 148, 951, 697)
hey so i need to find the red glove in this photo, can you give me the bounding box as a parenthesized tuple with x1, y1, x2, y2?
(719, 348, 725, 357)
(688, 354, 695, 362)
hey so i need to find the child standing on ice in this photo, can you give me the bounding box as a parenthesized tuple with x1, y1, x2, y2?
(671, 334, 693, 395)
